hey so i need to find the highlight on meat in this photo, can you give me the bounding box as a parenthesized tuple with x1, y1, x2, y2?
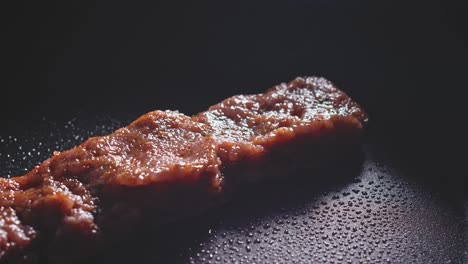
(0, 77, 367, 263)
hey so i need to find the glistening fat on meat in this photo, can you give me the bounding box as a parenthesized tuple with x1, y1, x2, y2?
(0, 76, 367, 263)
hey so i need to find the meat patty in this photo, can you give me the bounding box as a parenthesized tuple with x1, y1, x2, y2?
(0, 77, 367, 263)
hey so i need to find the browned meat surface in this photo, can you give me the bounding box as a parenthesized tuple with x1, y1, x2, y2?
(0, 77, 367, 263)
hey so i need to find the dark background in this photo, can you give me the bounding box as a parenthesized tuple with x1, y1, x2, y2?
(1, 1, 464, 175)
(0, 1, 466, 262)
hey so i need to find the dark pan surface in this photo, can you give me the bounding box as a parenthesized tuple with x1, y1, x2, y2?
(0, 114, 465, 263)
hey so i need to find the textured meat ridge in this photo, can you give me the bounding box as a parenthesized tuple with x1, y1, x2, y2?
(0, 76, 367, 262)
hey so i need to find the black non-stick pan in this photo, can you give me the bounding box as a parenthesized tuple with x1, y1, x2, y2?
(1, 1, 465, 263)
